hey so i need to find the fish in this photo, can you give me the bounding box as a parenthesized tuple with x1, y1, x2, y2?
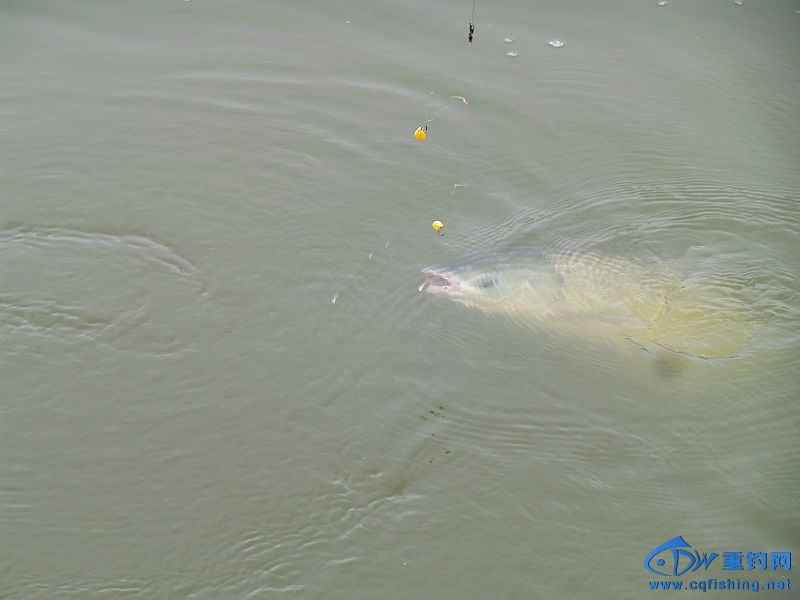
(421, 249, 755, 361)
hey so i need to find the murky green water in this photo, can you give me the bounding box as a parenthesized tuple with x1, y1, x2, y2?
(1, 1, 798, 598)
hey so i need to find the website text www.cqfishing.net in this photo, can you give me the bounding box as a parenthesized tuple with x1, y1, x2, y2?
(643, 536, 792, 593)
(647, 577, 791, 592)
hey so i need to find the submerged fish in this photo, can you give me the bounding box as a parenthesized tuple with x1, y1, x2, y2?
(421, 250, 755, 361)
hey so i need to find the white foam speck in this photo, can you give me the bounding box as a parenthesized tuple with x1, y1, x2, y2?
(368, 252, 373, 260)
(331, 294, 338, 304)
(657, 1, 667, 5)
(549, 39, 564, 48)
(504, 37, 514, 43)
(507, 51, 518, 57)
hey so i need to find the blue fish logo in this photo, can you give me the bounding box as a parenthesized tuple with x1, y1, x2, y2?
(644, 536, 719, 576)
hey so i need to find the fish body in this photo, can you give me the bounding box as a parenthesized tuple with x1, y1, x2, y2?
(422, 250, 753, 360)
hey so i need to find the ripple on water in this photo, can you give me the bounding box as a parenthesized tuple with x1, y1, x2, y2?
(0, 227, 205, 357)
(425, 175, 799, 371)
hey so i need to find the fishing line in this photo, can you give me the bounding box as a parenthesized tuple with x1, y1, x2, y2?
(444, 0, 477, 234)
(420, 94, 470, 129)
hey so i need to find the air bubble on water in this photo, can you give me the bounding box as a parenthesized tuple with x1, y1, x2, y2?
(331, 294, 338, 304)
(549, 39, 564, 48)
(345, 20, 351, 23)
(507, 51, 518, 57)
(504, 37, 514, 43)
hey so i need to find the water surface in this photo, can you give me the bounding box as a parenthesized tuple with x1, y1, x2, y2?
(1, 0, 798, 597)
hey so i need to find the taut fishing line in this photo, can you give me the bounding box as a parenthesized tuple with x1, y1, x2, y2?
(438, 0, 477, 238)
(414, 1, 478, 236)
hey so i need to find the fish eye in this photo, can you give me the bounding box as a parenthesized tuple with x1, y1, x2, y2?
(479, 276, 496, 289)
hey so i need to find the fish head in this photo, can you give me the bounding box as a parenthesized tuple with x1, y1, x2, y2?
(421, 251, 565, 314)
(421, 264, 516, 303)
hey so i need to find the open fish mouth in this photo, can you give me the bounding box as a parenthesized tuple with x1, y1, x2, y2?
(421, 269, 461, 294)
